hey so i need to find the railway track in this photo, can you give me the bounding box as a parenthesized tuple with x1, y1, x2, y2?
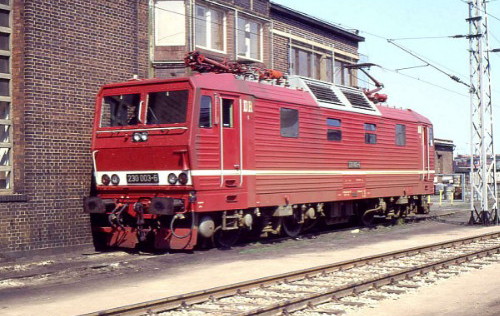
(84, 231, 500, 316)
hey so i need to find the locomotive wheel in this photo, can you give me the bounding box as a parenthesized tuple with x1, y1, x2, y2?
(213, 226, 241, 249)
(361, 210, 376, 227)
(282, 215, 303, 238)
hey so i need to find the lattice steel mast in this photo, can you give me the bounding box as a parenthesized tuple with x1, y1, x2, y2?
(468, 0, 498, 224)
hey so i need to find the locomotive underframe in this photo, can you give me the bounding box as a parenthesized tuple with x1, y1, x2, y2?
(86, 192, 430, 250)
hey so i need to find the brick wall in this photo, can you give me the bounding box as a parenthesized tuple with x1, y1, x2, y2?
(0, 0, 149, 257)
(270, 5, 361, 77)
(272, 18, 359, 56)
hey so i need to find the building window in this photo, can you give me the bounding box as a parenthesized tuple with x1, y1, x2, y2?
(195, 5, 224, 51)
(154, 1, 186, 46)
(396, 124, 406, 146)
(335, 60, 356, 86)
(364, 123, 377, 144)
(199, 95, 212, 128)
(0, 0, 11, 190)
(290, 46, 333, 82)
(327, 118, 341, 141)
(280, 108, 299, 138)
(237, 16, 261, 60)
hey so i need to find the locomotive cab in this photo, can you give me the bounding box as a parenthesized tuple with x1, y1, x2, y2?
(85, 78, 201, 250)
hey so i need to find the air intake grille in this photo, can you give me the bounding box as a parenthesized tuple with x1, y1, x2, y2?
(306, 82, 342, 105)
(342, 90, 374, 110)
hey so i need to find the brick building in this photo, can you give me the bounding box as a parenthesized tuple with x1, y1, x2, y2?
(434, 138, 455, 174)
(1, 0, 149, 258)
(1, 0, 364, 257)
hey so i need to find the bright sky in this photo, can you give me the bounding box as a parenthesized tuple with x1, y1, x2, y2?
(273, 0, 500, 155)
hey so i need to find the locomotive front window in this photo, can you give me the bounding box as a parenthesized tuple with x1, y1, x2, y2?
(147, 90, 188, 125)
(101, 94, 141, 127)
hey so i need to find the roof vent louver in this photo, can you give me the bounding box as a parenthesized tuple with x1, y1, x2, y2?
(341, 89, 374, 111)
(305, 82, 342, 105)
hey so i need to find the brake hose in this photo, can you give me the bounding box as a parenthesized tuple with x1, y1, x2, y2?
(169, 211, 195, 239)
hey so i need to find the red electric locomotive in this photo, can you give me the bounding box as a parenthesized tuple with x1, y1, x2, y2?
(84, 52, 434, 250)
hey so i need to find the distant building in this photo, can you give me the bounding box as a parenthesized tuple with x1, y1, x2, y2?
(434, 138, 455, 174)
(453, 154, 500, 174)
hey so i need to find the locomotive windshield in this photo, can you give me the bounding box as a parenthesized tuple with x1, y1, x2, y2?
(147, 90, 188, 125)
(100, 94, 140, 127)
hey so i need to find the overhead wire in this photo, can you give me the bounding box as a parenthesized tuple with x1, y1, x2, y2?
(155, 2, 500, 102)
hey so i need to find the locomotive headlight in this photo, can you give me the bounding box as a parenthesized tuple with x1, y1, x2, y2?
(168, 173, 178, 185)
(132, 132, 148, 142)
(132, 133, 142, 142)
(101, 174, 110, 186)
(111, 174, 120, 185)
(178, 172, 188, 185)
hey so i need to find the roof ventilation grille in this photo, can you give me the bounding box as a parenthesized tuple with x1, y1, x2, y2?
(305, 82, 342, 105)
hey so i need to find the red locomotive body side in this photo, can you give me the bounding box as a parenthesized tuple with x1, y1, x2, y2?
(85, 73, 434, 250)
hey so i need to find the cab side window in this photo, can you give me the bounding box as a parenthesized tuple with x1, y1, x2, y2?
(199, 95, 212, 128)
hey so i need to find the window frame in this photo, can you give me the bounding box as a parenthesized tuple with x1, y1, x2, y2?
(146, 90, 189, 125)
(280, 108, 299, 138)
(154, 1, 186, 46)
(194, 4, 226, 53)
(222, 98, 233, 128)
(326, 118, 342, 142)
(199, 95, 212, 128)
(0, 0, 13, 192)
(364, 123, 377, 144)
(237, 15, 262, 61)
(290, 44, 334, 82)
(395, 124, 406, 146)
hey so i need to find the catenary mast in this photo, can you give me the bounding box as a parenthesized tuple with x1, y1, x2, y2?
(468, 0, 498, 224)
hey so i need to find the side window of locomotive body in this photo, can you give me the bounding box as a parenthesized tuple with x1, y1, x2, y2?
(280, 108, 299, 138)
(222, 99, 233, 127)
(199, 95, 212, 128)
(429, 127, 434, 146)
(147, 90, 189, 125)
(395, 124, 406, 146)
(364, 123, 377, 144)
(100, 94, 141, 127)
(327, 118, 341, 141)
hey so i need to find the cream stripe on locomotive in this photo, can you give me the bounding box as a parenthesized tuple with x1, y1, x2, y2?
(96, 169, 434, 186)
(191, 170, 436, 176)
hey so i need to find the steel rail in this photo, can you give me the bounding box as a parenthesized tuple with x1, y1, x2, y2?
(82, 231, 500, 316)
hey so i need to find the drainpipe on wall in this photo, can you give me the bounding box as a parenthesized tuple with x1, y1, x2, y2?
(188, 0, 194, 51)
(148, 0, 155, 78)
(234, 10, 238, 61)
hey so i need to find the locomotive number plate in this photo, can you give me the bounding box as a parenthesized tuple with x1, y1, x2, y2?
(126, 173, 159, 184)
